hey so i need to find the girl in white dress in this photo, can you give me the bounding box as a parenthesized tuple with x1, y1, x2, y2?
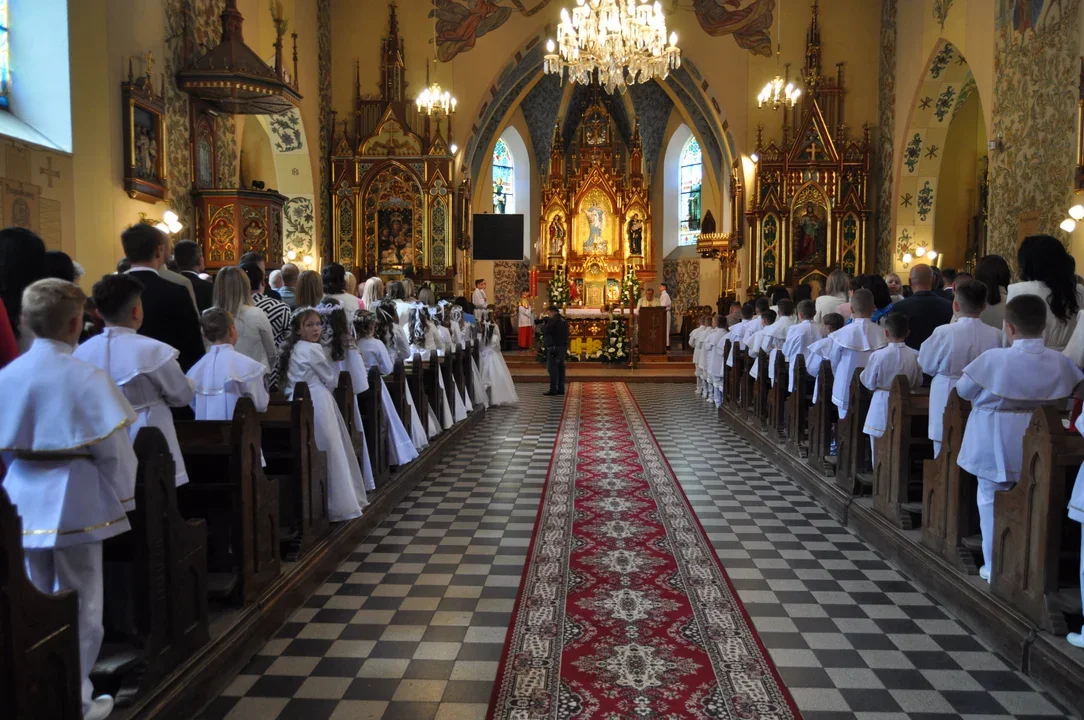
(317, 299, 376, 492)
(409, 304, 454, 432)
(374, 302, 431, 447)
(186, 308, 269, 420)
(278, 307, 366, 521)
(452, 305, 488, 409)
(354, 310, 420, 465)
(435, 301, 469, 421)
(480, 314, 518, 406)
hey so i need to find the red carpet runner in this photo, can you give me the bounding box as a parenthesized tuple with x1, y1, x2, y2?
(488, 383, 801, 720)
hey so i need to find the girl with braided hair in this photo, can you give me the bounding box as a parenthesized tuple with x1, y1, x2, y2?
(354, 309, 422, 461)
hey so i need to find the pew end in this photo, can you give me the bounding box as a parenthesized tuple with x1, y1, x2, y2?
(785, 354, 811, 457)
(872, 376, 933, 531)
(807, 362, 836, 475)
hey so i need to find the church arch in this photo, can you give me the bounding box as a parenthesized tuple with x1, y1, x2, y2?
(490, 125, 532, 259)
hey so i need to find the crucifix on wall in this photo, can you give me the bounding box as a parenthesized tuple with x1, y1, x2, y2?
(39, 157, 60, 188)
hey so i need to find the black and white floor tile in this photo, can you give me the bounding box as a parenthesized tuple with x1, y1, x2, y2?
(199, 383, 1068, 720)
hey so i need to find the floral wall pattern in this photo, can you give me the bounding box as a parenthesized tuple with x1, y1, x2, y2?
(493, 260, 530, 310)
(663, 259, 700, 330)
(987, 0, 1081, 263)
(318, 0, 333, 262)
(876, 0, 896, 271)
(284, 196, 315, 260)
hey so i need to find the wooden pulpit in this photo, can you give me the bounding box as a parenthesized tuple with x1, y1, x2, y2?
(638, 307, 667, 356)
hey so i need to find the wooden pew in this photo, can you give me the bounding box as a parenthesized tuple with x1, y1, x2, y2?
(98, 427, 210, 704)
(740, 345, 755, 415)
(767, 350, 788, 440)
(261, 383, 329, 559)
(441, 350, 457, 417)
(723, 340, 739, 412)
(785, 354, 810, 457)
(359, 365, 390, 482)
(384, 358, 410, 430)
(921, 390, 980, 572)
(872, 376, 932, 530)
(334, 371, 363, 455)
(0, 487, 82, 720)
(836, 370, 873, 495)
(427, 355, 446, 428)
(175, 398, 281, 605)
(753, 349, 771, 427)
(992, 406, 1084, 635)
(406, 353, 431, 437)
(452, 347, 468, 409)
(463, 341, 476, 406)
(807, 362, 836, 475)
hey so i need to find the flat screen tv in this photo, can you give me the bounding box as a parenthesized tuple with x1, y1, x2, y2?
(473, 214, 524, 260)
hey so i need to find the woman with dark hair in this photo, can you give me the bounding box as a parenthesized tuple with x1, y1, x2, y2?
(970, 255, 1012, 329)
(0, 227, 47, 352)
(793, 283, 814, 304)
(323, 263, 359, 313)
(838, 275, 895, 325)
(769, 286, 790, 310)
(44, 250, 77, 283)
(386, 281, 413, 326)
(1009, 235, 1084, 352)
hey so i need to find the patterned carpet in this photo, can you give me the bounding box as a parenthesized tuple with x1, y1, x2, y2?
(489, 382, 800, 719)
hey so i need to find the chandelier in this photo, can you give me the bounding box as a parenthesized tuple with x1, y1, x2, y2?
(544, 0, 681, 94)
(756, 2, 800, 110)
(415, 60, 457, 117)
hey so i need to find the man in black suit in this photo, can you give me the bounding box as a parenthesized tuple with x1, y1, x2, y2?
(240, 251, 282, 301)
(122, 224, 206, 370)
(892, 263, 953, 350)
(542, 305, 569, 396)
(173, 239, 214, 313)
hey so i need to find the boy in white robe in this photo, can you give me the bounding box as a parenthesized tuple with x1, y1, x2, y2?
(807, 313, 845, 403)
(957, 294, 1084, 582)
(861, 312, 923, 459)
(704, 316, 730, 405)
(698, 315, 725, 401)
(918, 280, 1004, 456)
(829, 289, 887, 420)
(727, 299, 768, 368)
(1067, 412, 1084, 648)
(690, 315, 710, 393)
(0, 279, 138, 720)
(186, 308, 269, 420)
(75, 273, 194, 486)
(761, 300, 797, 386)
(747, 309, 778, 379)
(782, 300, 825, 393)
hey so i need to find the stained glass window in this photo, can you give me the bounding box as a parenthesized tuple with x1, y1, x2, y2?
(0, 0, 9, 108)
(492, 137, 514, 214)
(678, 137, 702, 246)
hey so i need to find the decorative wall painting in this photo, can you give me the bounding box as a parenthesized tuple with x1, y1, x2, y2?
(122, 61, 167, 203)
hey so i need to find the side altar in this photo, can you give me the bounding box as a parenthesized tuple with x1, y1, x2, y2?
(537, 85, 653, 305)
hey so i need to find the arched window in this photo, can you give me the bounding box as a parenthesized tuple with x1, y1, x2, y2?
(492, 137, 514, 214)
(0, 0, 10, 107)
(678, 137, 702, 246)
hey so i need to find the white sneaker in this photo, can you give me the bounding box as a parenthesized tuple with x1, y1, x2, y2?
(978, 565, 991, 583)
(85, 695, 114, 720)
(1068, 632, 1084, 649)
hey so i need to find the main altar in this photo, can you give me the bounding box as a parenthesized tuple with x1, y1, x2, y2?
(538, 84, 653, 307)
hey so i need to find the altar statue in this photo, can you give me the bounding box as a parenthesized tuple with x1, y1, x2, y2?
(584, 204, 606, 253)
(548, 215, 565, 256)
(627, 214, 644, 256)
(795, 202, 825, 262)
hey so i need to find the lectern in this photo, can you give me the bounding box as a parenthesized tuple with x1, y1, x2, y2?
(638, 307, 667, 356)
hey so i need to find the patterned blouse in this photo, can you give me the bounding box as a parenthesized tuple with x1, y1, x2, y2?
(253, 292, 291, 346)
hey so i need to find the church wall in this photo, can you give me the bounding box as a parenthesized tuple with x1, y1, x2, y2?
(931, 91, 985, 270)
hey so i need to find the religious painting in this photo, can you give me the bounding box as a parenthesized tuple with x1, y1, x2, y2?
(626, 213, 644, 256)
(430, 0, 554, 62)
(547, 213, 565, 256)
(793, 202, 826, 263)
(577, 190, 614, 256)
(378, 208, 414, 267)
(122, 69, 167, 203)
(360, 113, 423, 157)
(691, 0, 774, 57)
(606, 278, 620, 303)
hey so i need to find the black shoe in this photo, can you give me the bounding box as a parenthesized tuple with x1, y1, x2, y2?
(544, 390, 559, 396)
(557, 390, 565, 395)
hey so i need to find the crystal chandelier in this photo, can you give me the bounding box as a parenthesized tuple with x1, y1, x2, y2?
(543, 0, 681, 94)
(756, 3, 800, 110)
(415, 60, 457, 116)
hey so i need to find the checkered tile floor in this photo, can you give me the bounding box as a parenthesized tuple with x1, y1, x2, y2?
(200, 383, 1069, 720)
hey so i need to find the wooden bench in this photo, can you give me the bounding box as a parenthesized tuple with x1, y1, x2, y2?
(0, 486, 82, 720)
(785, 354, 810, 457)
(740, 344, 756, 415)
(723, 340, 738, 412)
(98, 427, 210, 705)
(427, 355, 446, 428)
(767, 350, 788, 441)
(261, 383, 329, 560)
(872, 376, 932, 530)
(992, 406, 1084, 635)
(452, 347, 467, 409)
(441, 350, 458, 418)
(359, 366, 389, 482)
(807, 362, 835, 475)
(836, 370, 873, 495)
(175, 398, 280, 605)
(384, 359, 410, 430)
(463, 341, 476, 405)
(406, 354, 432, 436)
(753, 349, 771, 428)
(921, 390, 980, 572)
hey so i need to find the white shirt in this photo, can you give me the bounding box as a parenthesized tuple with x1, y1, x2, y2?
(814, 293, 847, 324)
(956, 338, 1083, 484)
(1070, 414, 1084, 523)
(918, 317, 1004, 443)
(233, 304, 278, 371)
(186, 344, 269, 421)
(1006, 280, 1084, 352)
(782, 319, 826, 392)
(860, 342, 922, 437)
(472, 288, 488, 309)
(329, 293, 361, 314)
(828, 318, 887, 417)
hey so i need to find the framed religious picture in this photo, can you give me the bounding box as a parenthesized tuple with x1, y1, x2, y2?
(122, 56, 166, 203)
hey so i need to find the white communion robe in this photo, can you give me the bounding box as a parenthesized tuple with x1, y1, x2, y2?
(860, 342, 922, 446)
(806, 336, 835, 403)
(689, 325, 709, 392)
(917, 317, 1004, 456)
(186, 344, 269, 420)
(421, 326, 456, 428)
(327, 344, 376, 492)
(659, 290, 672, 347)
(286, 341, 367, 520)
(481, 324, 519, 406)
(726, 318, 758, 368)
(75, 326, 194, 486)
(438, 325, 470, 422)
(696, 327, 720, 396)
(957, 338, 1083, 576)
(409, 342, 451, 435)
(1068, 414, 1084, 645)
(782, 319, 826, 393)
(357, 337, 420, 465)
(704, 328, 730, 403)
(453, 322, 488, 409)
(0, 338, 139, 715)
(745, 321, 773, 378)
(755, 315, 796, 383)
(828, 319, 887, 419)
